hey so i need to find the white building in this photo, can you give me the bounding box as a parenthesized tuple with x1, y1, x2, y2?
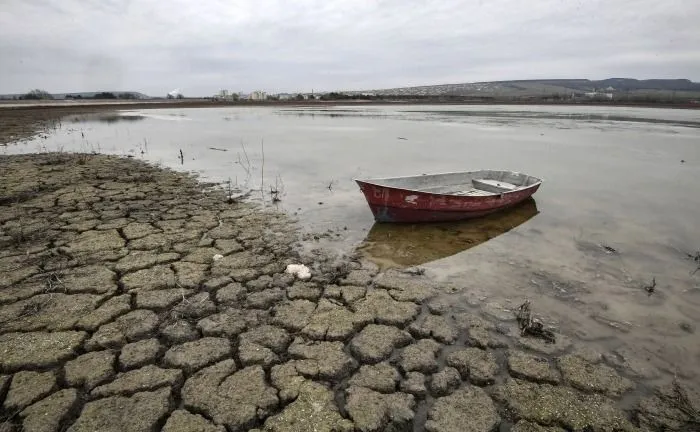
(213, 90, 240, 101)
(250, 91, 267, 101)
(584, 91, 613, 100)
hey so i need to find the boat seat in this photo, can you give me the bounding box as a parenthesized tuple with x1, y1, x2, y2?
(452, 189, 494, 196)
(472, 179, 519, 193)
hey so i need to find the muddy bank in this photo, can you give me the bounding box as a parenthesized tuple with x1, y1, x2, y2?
(0, 153, 698, 432)
(0, 101, 327, 146)
(0, 106, 126, 146)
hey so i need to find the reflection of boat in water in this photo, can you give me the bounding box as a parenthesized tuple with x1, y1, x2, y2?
(355, 170, 542, 223)
(358, 198, 539, 268)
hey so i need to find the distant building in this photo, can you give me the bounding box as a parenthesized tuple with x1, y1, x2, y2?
(249, 91, 267, 101)
(584, 91, 613, 100)
(277, 93, 293, 100)
(213, 90, 240, 101)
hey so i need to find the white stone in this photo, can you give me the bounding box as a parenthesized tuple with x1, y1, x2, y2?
(285, 264, 311, 280)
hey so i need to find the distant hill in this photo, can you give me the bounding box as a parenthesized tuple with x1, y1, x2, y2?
(353, 78, 700, 99)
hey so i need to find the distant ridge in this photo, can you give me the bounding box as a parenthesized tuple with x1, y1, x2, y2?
(353, 78, 700, 97)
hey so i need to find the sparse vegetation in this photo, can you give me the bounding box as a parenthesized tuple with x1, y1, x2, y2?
(44, 271, 65, 293)
(270, 174, 284, 203)
(76, 153, 90, 165)
(226, 177, 235, 204)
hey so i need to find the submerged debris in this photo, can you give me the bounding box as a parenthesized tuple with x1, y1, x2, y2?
(600, 243, 618, 254)
(644, 277, 657, 296)
(515, 300, 556, 344)
(690, 251, 700, 275)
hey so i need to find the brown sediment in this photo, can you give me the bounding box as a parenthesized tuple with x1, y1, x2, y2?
(0, 152, 697, 431)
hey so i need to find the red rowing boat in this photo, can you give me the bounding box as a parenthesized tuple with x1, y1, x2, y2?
(355, 170, 543, 223)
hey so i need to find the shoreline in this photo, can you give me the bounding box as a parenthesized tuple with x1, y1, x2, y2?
(0, 97, 700, 110)
(0, 152, 697, 431)
(1, 98, 699, 111)
(2, 99, 697, 147)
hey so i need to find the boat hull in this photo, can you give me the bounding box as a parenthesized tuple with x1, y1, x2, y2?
(356, 178, 541, 223)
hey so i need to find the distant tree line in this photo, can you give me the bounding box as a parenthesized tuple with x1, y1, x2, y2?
(90, 92, 139, 99)
(64, 92, 140, 100)
(19, 89, 53, 100)
(319, 92, 384, 100)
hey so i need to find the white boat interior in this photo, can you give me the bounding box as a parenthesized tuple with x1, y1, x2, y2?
(360, 170, 542, 196)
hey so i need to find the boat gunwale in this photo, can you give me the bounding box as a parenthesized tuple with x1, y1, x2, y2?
(353, 170, 543, 198)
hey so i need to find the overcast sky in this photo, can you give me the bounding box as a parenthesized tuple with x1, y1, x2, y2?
(1, 0, 698, 96)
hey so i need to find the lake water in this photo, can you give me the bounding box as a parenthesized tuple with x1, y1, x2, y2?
(4, 104, 700, 385)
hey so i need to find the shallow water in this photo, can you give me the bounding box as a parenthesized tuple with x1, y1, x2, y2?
(4, 104, 700, 384)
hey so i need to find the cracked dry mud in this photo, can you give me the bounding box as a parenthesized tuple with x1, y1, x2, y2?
(0, 153, 697, 432)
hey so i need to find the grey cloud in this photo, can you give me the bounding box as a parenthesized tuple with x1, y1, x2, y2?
(1, 0, 698, 96)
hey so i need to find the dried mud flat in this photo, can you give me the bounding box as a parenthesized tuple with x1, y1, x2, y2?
(0, 153, 698, 432)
